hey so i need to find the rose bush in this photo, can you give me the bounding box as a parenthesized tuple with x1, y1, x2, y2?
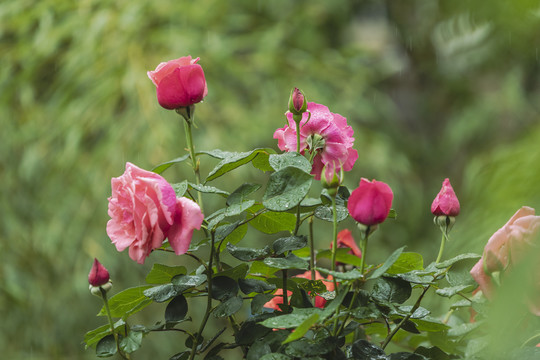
(147, 56, 208, 110)
(106, 162, 203, 264)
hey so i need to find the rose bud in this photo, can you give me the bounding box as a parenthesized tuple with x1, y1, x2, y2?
(431, 178, 460, 217)
(347, 178, 393, 227)
(288, 87, 307, 116)
(147, 56, 208, 110)
(88, 258, 110, 287)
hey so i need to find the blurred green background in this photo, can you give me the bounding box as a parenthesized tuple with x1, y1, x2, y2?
(2, 0, 540, 358)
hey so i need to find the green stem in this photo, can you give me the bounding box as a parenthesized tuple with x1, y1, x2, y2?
(359, 232, 369, 279)
(381, 285, 430, 349)
(188, 232, 216, 360)
(183, 117, 204, 213)
(309, 216, 316, 281)
(330, 196, 339, 294)
(435, 228, 447, 264)
(100, 288, 129, 360)
(282, 269, 289, 312)
(296, 124, 301, 153)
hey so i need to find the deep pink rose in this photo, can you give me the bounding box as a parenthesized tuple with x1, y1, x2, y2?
(331, 229, 362, 260)
(147, 56, 208, 110)
(347, 178, 393, 226)
(273, 102, 358, 180)
(107, 162, 204, 264)
(470, 207, 540, 306)
(295, 270, 335, 308)
(88, 258, 110, 287)
(431, 178, 460, 216)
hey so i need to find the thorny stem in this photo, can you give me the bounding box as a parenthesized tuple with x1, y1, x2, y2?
(188, 232, 216, 360)
(100, 288, 130, 360)
(309, 216, 316, 281)
(381, 285, 430, 350)
(182, 114, 204, 214)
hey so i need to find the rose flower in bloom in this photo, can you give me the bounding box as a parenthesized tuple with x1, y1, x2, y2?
(431, 178, 460, 217)
(470, 206, 540, 311)
(347, 178, 393, 227)
(147, 56, 208, 110)
(107, 162, 204, 264)
(273, 102, 358, 180)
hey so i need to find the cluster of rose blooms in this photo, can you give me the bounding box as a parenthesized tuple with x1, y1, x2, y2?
(89, 55, 540, 320)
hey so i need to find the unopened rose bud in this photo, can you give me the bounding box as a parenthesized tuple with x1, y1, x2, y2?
(431, 178, 460, 217)
(321, 165, 342, 197)
(88, 258, 110, 287)
(288, 87, 307, 116)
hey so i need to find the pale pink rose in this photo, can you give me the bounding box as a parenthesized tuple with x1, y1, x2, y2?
(273, 102, 358, 180)
(147, 56, 208, 110)
(470, 207, 540, 308)
(431, 178, 460, 217)
(295, 270, 335, 308)
(106, 162, 203, 264)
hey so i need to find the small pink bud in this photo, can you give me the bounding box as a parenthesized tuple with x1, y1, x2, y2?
(347, 178, 394, 226)
(431, 178, 460, 217)
(88, 258, 110, 287)
(288, 87, 307, 115)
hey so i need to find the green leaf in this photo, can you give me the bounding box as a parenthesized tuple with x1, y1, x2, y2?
(172, 181, 188, 197)
(171, 274, 207, 289)
(251, 293, 275, 314)
(239, 278, 276, 294)
(252, 150, 275, 172)
(250, 261, 280, 277)
(227, 183, 262, 206)
(435, 253, 481, 269)
(269, 152, 312, 173)
(387, 252, 424, 275)
(188, 183, 229, 197)
(313, 204, 349, 222)
(272, 235, 307, 255)
(98, 286, 152, 318)
(263, 253, 309, 270)
(435, 285, 474, 298)
(317, 249, 362, 267)
(152, 154, 190, 174)
(206, 148, 275, 182)
(165, 295, 188, 322)
(411, 316, 451, 332)
(263, 167, 313, 211)
(145, 264, 187, 285)
(260, 354, 291, 360)
(259, 308, 321, 329)
(445, 258, 479, 287)
(224, 200, 256, 217)
(282, 313, 319, 344)
(143, 284, 183, 303)
(296, 279, 327, 294)
(215, 263, 249, 281)
(387, 209, 397, 219)
(249, 206, 296, 234)
(85, 320, 125, 348)
(316, 267, 364, 280)
(96, 335, 117, 357)
(284, 337, 334, 357)
(368, 246, 406, 280)
(371, 277, 412, 304)
(217, 223, 248, 252)
(227, 243, 272, 262)
(211, 276, 239, 301)
(213, 296, 243, 318)
(120, 330, 143, 353)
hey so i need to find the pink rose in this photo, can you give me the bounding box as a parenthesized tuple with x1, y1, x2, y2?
(295, 270, 335, 308)
(470, 207, 540, 302)
(347, 178, 393, 226)
(147, 56, 208, 110)
(273, 102, 358, 180)
(88, 258, 110, 287)
(331, 229, 362, 264)
(106, 162, 204, 264)
(431, 178, 460, 217)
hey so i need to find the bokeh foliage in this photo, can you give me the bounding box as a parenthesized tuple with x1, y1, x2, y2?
(2, 0, 540, 358)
